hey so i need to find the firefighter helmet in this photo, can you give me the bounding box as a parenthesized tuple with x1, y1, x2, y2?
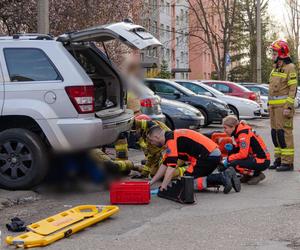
(271, 40, 290, 59)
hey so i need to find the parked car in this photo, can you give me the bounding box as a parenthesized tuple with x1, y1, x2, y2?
(239, 83, 269, 96)
(243, 83, 299, 110)
(129, 81, 165, 122)
(175, 80, 261, 119)
(240, 83, 270, 116)
(202, 80, 259, 102)
(160, 98, 205, 130)
(144, 78, 232, 127)
(0, 21, 161, 189)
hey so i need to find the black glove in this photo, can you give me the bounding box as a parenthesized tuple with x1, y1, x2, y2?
(6, 217, 26, 232)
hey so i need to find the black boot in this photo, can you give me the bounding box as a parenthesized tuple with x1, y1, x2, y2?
(207, 169, 233, 194)
(227, 167, 241, 192)
(269, 158, 281, 170)
(276, 163, 294, 172)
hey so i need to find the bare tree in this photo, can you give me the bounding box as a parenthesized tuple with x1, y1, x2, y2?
(285, 0, 300, 68)
(0, 0, 142, 66)
(187, 0, 238, 80)
(237, 0, 269, 82)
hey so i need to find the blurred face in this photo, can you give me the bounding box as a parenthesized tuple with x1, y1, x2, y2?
(147, 131, 165, 147)
(272, 50, 279, 62)
(223, 124, 235, 136)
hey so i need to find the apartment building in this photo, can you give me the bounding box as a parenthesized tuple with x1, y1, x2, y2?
(140, 0, 190, 79)
(188, 0, 221, 80)
(139, 0, 222, 80)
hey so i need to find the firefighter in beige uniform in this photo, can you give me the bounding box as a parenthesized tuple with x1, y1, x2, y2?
(268, 40, 297, 171)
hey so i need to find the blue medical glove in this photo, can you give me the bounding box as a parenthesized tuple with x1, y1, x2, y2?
(224, 143, 233, 152)
(222, 157, 229, 168)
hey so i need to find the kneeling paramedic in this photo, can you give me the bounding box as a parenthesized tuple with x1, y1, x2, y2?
(148, 127, 241, 194)
(222, 115, 270, 185)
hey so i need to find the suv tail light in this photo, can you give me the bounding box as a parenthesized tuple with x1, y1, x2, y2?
(65, 86, 95, 114)
(140, 98, 156, 107)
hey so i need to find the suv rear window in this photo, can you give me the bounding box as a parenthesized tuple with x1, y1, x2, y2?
(4, 48, 62, 82)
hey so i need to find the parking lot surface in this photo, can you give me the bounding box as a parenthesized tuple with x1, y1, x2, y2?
(1, 116, 300, 250)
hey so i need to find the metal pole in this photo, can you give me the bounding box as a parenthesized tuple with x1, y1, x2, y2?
(37, 0, 49, 34)
(256, 0, 262, 83)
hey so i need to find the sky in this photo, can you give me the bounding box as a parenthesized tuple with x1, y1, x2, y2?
(268, 0, 288, 38)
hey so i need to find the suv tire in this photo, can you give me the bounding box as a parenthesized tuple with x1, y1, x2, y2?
(0, 129, 48, 190)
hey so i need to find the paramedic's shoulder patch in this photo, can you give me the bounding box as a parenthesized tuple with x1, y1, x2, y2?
(240, 141, 247, 149)
(166, 147, 172, 154)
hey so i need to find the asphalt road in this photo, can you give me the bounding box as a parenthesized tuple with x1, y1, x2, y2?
(1, 116, 300, 250)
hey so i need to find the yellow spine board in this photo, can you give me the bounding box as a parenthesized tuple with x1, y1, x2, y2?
(6, 205, 119, 248)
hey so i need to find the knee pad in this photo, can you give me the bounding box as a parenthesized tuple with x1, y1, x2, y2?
(277, 129, 287, 148)
(271, 129, 279, 147)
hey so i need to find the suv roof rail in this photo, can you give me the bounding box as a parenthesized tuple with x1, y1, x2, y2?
(12, 33, 54, 40)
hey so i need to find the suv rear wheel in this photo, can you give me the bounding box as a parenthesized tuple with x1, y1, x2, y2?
(0, 129, 48, 190)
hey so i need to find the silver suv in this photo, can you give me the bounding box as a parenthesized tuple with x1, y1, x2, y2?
(0, 21, 161, 189)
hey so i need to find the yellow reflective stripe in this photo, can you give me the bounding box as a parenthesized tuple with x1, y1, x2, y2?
(290, 72, 297, 78)
(287, 97, 295, 104)
(281, 148, 294, 152)
(281, 148, 294, 156)
(141, 120, 147, 130)
(178, 166, 186, 177)
(271, 72, 288, 78)
(288, 79, 297, 85)
(268, 99, 287, 105)
(274, 147, 281, 153)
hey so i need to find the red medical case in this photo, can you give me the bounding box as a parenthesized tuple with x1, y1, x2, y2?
(110, 181, 150, 204)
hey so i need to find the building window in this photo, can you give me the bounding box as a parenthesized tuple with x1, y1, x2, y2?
(181, 51, 184, 63)
(166, 49, 170, 59)
(160, 24, 164, 38)
(166, 25, 170, 38)
(161, 47, 165, 58)
(153, 0, 157, 10)
(161, 0, 164, 12)
(140, 52, 144, 62)
(180, 9, 184, 21)
(166, 2, 170, 14)
(176, 37, 179, 45)
(176, 16, 179, 25)
(176, 59, 179, 67)
(181, 72, 185, 79)
(153, 48, 158, 58)
(154, 21, 158, 34)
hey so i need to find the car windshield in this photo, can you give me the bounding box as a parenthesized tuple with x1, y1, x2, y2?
(236, 84, 252, 92)
(168, 81, 197, 96)
(199, 83, 225, 96)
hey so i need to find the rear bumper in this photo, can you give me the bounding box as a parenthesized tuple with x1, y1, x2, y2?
(172, 115, 204, 130)
(40, 109, 134, 151)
